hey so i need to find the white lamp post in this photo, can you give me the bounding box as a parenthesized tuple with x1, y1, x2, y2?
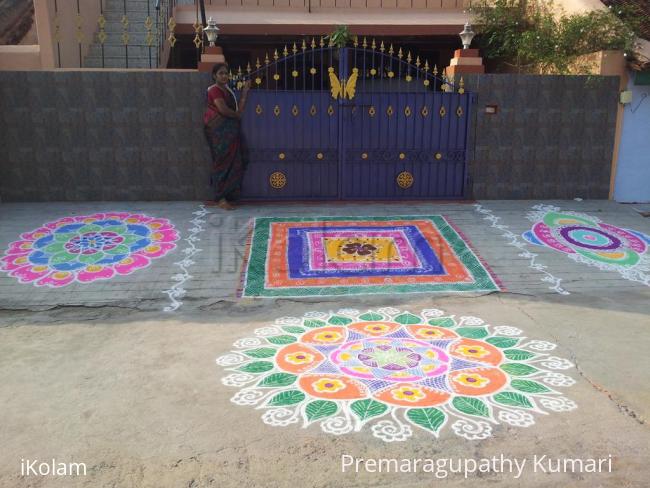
(459, 21, 476, 50)
(204, 17, 220, 47)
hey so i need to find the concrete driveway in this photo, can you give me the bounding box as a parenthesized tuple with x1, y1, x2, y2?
(0, 200, 648, 487)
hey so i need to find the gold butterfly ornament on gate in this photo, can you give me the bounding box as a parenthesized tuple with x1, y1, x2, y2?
(328, 67, 358, 100)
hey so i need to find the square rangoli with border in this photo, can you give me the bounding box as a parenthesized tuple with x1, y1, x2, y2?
(240, 216, 501, 297)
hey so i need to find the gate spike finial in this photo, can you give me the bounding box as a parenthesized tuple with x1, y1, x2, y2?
(379, 41, 385, 52)
(246, 62, 251, 74)
(292, 42, 298, 54)
(371, 38, 376, 50)
(311, 37, 316, 49)
(388, 44, 394, 55)
(273, 49, 279, 61)
(397, 47, 403, 59)
(265, 52, 270, 64)
(362, 36, 368, 48)
(353, 36, 359, 47)
(319, 37, 325, 48)
(424, 59, 429, 71)
(407, 51, 412, 63)
(458, 76, 465, 94)
(256, 57, 261, 69)
(237, 65, 242, 76)
(301, 39, 307, 51)
(433, 64, 438, 76)
(283, 45, 289, 57)
(415, 55, 421, 67)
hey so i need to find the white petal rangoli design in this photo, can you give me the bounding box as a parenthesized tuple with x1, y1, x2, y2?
(216, 308, 578, 442)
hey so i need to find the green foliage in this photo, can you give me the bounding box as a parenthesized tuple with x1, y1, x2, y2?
(326, 25, 354, 48)
(472, 0, 639, 73)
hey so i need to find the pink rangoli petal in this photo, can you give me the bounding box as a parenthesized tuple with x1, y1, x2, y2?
(145, 218, 174, 231)
(45, 217, 76, 230)
(1, 254, 32, 271)
(103, 212, 131, 221)
(137, 242, 176, 258)
(77, 266, 116, 283)
(20, 227, 51, 241)
(10, 265, 51, 284)
(598, 223, 647, 253)
(150, 229, 180, 243)
(5, 241, 35, 255)
(37, 271, 75, 288)
(532, 222, 575, 254)
(114, 254, 150, 275)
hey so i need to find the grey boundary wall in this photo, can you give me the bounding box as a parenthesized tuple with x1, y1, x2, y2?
(0, 71, 619, 201)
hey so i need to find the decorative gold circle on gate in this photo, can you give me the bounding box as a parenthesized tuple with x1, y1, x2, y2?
(435, 152, 443, 160)
(278, 153, 286, 160)
(273, 73, 280, 81)
(405, 75, 413, 82)
(269, 172, 287, 189)
(423, 79, 430, 87)
(310, 67, 317, 75)
(387, 71, 395, 78)
(396, 171, 414, 189)
(292, 70, 299, 78)
(370, 68, 377, 76)
(316, 153, 324, 160)
(399, 152, 406, 160)
(255, 77, 262, 85)
(368, 106, 376, 117)
(361, 153, 368, 160)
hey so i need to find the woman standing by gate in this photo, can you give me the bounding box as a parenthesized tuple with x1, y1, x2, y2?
(203, 63, 250, 210)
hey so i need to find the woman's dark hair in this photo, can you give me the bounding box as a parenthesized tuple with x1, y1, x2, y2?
(211, 62, 229, 78)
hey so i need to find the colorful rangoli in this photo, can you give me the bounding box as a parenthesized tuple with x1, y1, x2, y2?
(523, 205, 650, 287)
(241, 216, 500, 297)
(217, 308, 577, 442)
(0, 212, 179, 287)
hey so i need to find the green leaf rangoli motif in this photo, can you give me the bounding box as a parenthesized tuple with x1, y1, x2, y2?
(217, 309, 577, 442)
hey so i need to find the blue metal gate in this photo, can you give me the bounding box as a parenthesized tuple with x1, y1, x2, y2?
(237, 40, 472, 200)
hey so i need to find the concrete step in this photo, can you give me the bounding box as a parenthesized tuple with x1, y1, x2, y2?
(93, 31, 156, 44)
(103, 0, 160, 11)
(84, 55, 158, 68)
(102, 21, 161, 33)
(87, 43, 158, 58)
(103, 10, 159, 22)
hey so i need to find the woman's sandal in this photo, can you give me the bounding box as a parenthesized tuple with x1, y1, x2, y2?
(217, 198, 235, 210)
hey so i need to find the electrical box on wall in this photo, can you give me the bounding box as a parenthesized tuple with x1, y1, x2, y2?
(635, 71, 650, 86)
(620, 91, 633, 104)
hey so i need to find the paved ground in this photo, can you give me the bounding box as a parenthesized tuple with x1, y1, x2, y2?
(0, 200, 649, 487)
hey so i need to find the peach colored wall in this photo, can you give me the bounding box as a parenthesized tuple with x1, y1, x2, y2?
(33, 0, 102, 68)
(0, 45, 42, 70)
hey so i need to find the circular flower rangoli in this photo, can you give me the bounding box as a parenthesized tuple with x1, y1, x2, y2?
(0, 212, 179, 287)
(524, 205, 650, 286)
(217, 308, 577, 442)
